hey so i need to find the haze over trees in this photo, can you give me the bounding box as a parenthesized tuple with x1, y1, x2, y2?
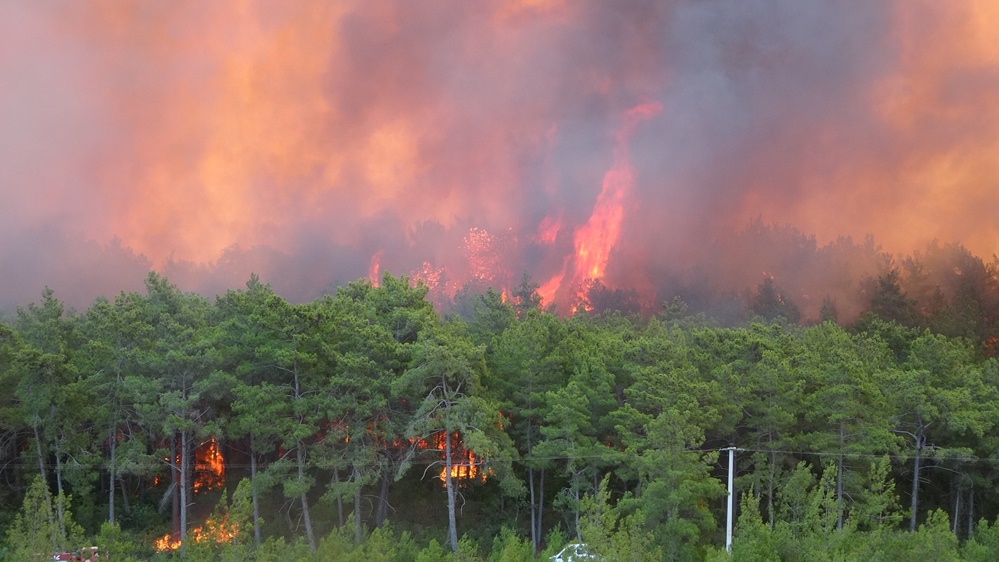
(2, 239, 999, 560)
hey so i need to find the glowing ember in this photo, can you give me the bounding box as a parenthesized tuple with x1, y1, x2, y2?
(412, 261, 442, 291)
(464, 227, 500, 281)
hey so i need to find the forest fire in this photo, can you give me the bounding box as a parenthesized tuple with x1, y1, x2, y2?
(154, 514, 239, 552)
(464, 227, 510, 283)
(369, 250, 383, 287)
(429, 431, 487, 486)
(4, 2, 999, 324)
(9, 3, 999, 559)
(194, 437, 225, 493)
(152, 437, 225, 490)
(155, 533, 180, 552)
(542, 102, 662, 310)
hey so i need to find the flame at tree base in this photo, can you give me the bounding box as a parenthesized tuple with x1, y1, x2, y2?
(429, 431, 491, 487)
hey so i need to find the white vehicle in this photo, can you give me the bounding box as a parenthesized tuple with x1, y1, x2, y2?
(550, 543, 600, 561)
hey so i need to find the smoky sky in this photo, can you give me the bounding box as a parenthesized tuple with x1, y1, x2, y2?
(2, 0, 998, 315)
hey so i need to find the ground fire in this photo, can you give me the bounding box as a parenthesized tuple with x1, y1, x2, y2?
(155, 513, 239, 552)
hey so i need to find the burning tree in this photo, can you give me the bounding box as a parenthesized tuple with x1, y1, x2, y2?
(395, 320, 518, 553)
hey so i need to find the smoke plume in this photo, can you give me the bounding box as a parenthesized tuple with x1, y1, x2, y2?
(2, 1, 998, 318)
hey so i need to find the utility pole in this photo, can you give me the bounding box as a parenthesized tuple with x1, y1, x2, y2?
(722, 447, 739, 553)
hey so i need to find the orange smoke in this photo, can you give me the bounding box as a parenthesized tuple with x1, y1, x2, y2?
(6, 2, 999, 315)
(730, 1, 999, 259)
(52, 1, 576, 266)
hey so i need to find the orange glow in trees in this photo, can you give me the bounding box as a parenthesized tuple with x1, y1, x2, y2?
(427, 431, 487, 486)
(194, 437, 225, 493)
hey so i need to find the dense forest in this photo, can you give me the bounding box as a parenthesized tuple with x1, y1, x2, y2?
(3, 247, 999, 561)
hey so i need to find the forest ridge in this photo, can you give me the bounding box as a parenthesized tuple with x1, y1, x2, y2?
(2, 263, 999, 560)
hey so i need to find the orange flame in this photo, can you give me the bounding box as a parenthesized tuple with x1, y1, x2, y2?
(428, 431, 488, 486)
(369, 250, 383, 286)
(571, 103, 661, 296)
(412, 261, 445, 295)
(538, 257, 569, 309)
(536, 215, 562, 245)
(154, 514, 239, 552)
(464, 227, 500, 282)
(155, 533, 181, 552)
(194, 437, 225, 493)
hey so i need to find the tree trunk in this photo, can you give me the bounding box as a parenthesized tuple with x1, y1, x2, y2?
(32, 424, 58, 555)
(376, 471, 391, 526)
(171, 433, 180, 542)
(968, 488, 975, 537)
(446, 430, 458, 552)
(910, 433, 923, 532)
(527, 419, 538, 554)
(574, 478, 581, 542)
(292, 364, 317, 553)
(33, 424, 47, 485)
(119, 478, 130, 514)
(54, 444, 67, 550)
(108, 429, 117, 524)
(334, 469, 344, 528)
(354, 467, 363, 544)
(180, 430, 188, 549)
(538, 468, 545, 549)
(250, 435, 261, 547)
(953, 484, 961, 535)
(836, 454, 844, 531)
(297, 442, 316, 553)
(767, 450, 777, 529)
(528, 467, 537, 553)
(185, 434, 194, 526)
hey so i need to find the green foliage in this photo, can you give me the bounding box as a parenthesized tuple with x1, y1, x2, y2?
(853, 456, 902, 532)
(6, 272, 999, 559)
(6, 477, 85, 561)
(750, 276, 801, 324)
(906, 509, 960, 561)
(94, 522, 143, 562)
(7, 476, 59, 560)
(578, 475, 661, 562)
(416, 538, 450, 562)
(731, 492, 780, 562)
(488, 526, 534, 562)
(963, 517, 999, 561)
